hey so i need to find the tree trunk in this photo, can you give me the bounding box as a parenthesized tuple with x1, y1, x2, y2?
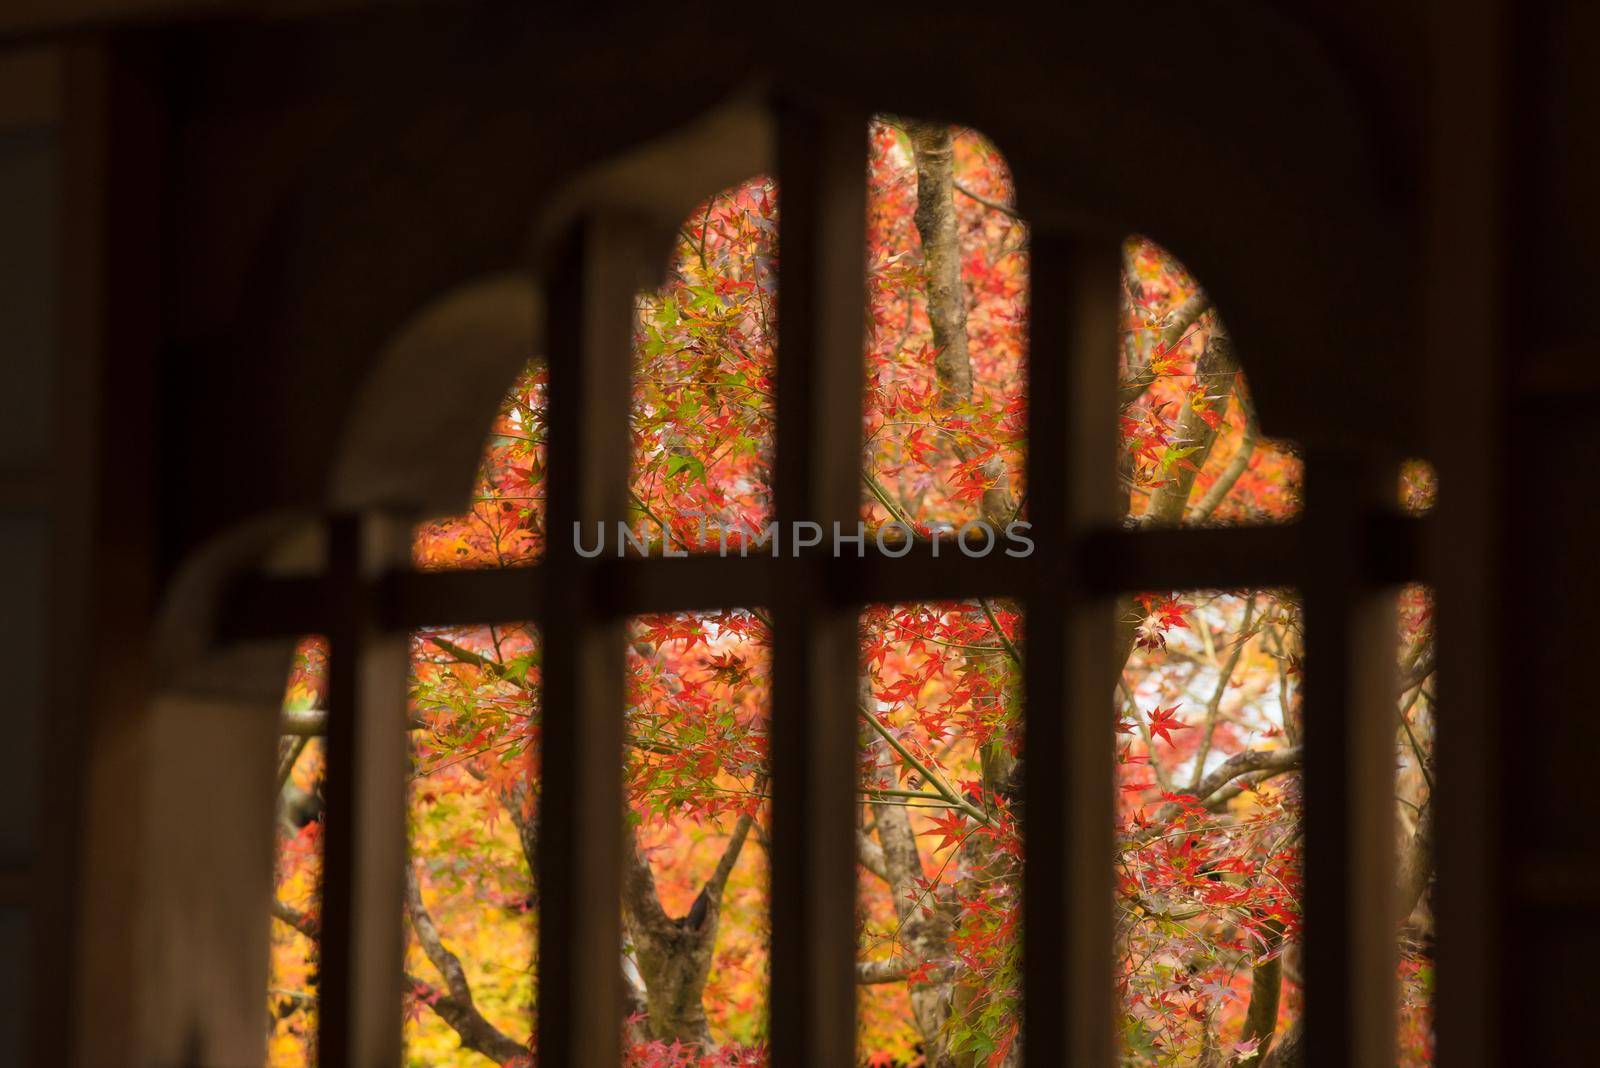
(1237, 920, 1285, 1063)
(905, 120, 972, 411)
(1141, 327, 1238, 527)
(904, 119, 1016, 527)
(863, 686, 962, 1063)
(1259, 1021, 1304, 1067)
(621, 813, 753, 1048)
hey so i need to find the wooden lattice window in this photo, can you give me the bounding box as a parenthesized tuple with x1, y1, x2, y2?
(242, 101, 1421, 1068)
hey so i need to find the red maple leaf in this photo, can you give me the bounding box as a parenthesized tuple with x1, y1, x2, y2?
(1146, 704, 1190, 746)
(918, 810, 970, 853)
(1138, 594, 1196, 630)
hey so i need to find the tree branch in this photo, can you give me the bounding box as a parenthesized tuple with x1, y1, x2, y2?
(861, 703, 991, 826)
(424, 634, 505, 674)
(1189, 597, 1257, 789)
(1191, 746, 1302, 806)
(404, 864, 527, 1064)
(953, 180, 1021, 220)
(1399, 645, 1436, 694)
(276, 734, 309, 791)
(1396, 801, 1435, 923)
(272, 898, 317, 940)
(1200, 768, 1293, 811)
(1131, 747, 1303, 845)
(1237, 921, 1286, 1063)
(857, 957, 919, 984)
(858, 831, 890, 883)
(280, 705, 425, 736)
(621, 823, 674, 933)
(1118, 290, 1212, 410)
(705, 809, 756, 903)
(979, 596, 1023, 667)
(1260, 1020, 1304, 1067)
(1187, 411, 1259, 523)
(1141, 330, 1239, 527)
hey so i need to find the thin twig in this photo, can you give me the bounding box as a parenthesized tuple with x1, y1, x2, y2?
(859, 704, 991, 826)
(953, 180, 1022, 220)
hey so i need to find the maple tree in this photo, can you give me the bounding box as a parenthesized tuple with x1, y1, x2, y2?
(267, 119, 1436, 1067)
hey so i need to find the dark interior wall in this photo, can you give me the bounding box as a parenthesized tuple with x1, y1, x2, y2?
(159, 6, 758, 567)
(1515, 0, 1600, 360)
(1500, 0, 1600, 1057)
(0, 116, 57, 1068)
(152, 1, 1426, 578)
(2, 0, 1598, 1063)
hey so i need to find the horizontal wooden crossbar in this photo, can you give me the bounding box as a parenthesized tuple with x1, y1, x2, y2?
(219, 514, 1423, 639)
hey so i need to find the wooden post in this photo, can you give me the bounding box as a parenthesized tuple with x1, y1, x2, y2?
(1022, 231, 1121, 1066)
(319, 514, 410, 1068)
(768, 99, 867, 1068)
(536, 213, 643, 1068)
(1425, 1, 1509, 1063)
(1300, 454, 1398, 1067)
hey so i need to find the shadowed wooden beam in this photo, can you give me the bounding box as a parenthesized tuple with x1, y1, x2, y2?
(535, 213, 645, 1068)
(1300, 454, 1398, 1067)
(1022, 230, 1122, 1066)
(218, 516, 1423, 638)
(317, 513, 409, 1068)
(767, 97, 866, 1068)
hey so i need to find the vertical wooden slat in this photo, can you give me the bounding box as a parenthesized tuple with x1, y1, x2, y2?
(57, 37, 162, 1067)
(317, 515, 360, 1065)
(768, 99, 867, 1068)
(1300, 455, 1397, 1067)
(1022, 231, 1121, 1066)
(319, 513, 410, 1068)
(1425, 1, 1508, 1063)
(537, 214, 639, 1067)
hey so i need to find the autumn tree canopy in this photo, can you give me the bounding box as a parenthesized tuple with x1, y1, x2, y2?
(268, 119, 1435, 1067)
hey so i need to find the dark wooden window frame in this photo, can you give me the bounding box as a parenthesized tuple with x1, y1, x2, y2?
(230, 103, 1424, 1068)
